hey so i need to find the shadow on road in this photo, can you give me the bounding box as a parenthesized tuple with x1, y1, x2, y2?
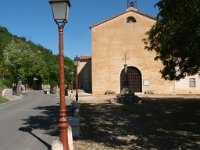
(19, 104, 72, 149)
(21, 105, 59, 136)
(18, 127, 51, 150)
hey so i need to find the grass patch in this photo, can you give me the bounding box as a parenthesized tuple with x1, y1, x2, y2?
(0, 96, 8, 104)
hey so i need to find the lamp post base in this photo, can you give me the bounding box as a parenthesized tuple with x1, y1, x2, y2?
(58, 118, 70, 150)
(76, 93, 78, 102)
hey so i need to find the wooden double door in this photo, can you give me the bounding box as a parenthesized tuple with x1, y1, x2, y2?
(120, 66, 142, 93)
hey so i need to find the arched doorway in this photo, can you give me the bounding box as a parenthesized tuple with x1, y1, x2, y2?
(120, 66, 142, 92)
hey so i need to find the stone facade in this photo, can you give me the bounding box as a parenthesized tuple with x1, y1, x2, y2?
(90, 6, 175, 95)
(77, 55, 92, 92)
(78, 6, 200, 95)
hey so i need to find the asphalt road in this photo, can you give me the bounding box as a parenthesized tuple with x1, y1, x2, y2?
(0, 90, 72, 150)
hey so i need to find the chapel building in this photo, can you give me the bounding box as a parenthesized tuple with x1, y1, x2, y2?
(78, 2, 200, 95)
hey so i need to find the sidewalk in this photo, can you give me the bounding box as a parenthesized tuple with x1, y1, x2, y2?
(138, 93, 200, 99)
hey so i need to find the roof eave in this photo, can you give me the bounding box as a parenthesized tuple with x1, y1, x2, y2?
(89, 10, 156, 29)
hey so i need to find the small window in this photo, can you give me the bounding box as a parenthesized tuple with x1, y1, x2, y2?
(126, 16, 136, 23)
(189, 78, 196, 87)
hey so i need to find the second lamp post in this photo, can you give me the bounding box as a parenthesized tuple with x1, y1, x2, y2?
(74, 55, 80, 102)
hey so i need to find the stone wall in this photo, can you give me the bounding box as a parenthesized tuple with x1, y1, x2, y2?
(91, 7, 174, 95)
(1, 89, 13, 98)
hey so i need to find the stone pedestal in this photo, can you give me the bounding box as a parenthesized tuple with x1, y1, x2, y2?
(71, 103, 81, 117)
(68, 117, 81, 137)
(51, 126, 74, 150)
(16, 80, 22, 96)
(51, 140, 63, 150)
(110, 87, 140, 104)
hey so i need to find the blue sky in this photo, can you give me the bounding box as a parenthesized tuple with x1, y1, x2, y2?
(0, 0, 159, 60)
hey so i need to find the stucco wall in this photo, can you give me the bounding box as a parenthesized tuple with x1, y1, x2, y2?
(91, 9, 174, 95)
(175, 74, 200, 94)
(78, 58, 92, 92)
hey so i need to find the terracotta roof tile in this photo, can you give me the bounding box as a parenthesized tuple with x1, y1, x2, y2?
(79, 55, 92, 60)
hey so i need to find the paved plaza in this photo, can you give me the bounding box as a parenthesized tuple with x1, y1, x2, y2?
(74, 94, 200, 150)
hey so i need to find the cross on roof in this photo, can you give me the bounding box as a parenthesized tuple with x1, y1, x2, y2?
(122, 54, 129, 64)
(127, 0, 138, 9)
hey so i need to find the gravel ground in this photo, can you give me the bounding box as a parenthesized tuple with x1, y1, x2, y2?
(73, 94, 200, 150)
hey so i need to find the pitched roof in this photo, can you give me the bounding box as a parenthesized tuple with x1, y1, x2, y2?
(79, 55, 92, 60)
(89, 8, 156, 29)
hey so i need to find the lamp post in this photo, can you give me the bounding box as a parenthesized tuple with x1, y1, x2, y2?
(70, 70, 74, 93)
(74, 55, 80, 102)
(49, 0, 71, 150)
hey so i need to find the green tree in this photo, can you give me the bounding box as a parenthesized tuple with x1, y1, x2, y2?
(0, 26, 11, 62)
(3, 39, 47, 84)
(143, 0, 200, 80)
(0, 26, 75, 89)
(36, 45, 60, 88)
(0, 63, 9, 77)
(64, 56, 75, 84)
(3, 39, 26, 82)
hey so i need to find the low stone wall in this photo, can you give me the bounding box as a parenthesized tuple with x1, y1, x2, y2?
(42, 84, 50, 90)
(1, 89, 12, 98)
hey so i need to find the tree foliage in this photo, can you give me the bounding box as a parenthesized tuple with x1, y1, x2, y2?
(0, 64, 9, 77)
(143, 0, 200, 80)
(0, 27, 11, 62)
(0, 26, 75, 89)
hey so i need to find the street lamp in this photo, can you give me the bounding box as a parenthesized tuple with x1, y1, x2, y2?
(49, 0, 71, 150)
(70, 70, 74, 93)
(74, 55, 80, 102)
